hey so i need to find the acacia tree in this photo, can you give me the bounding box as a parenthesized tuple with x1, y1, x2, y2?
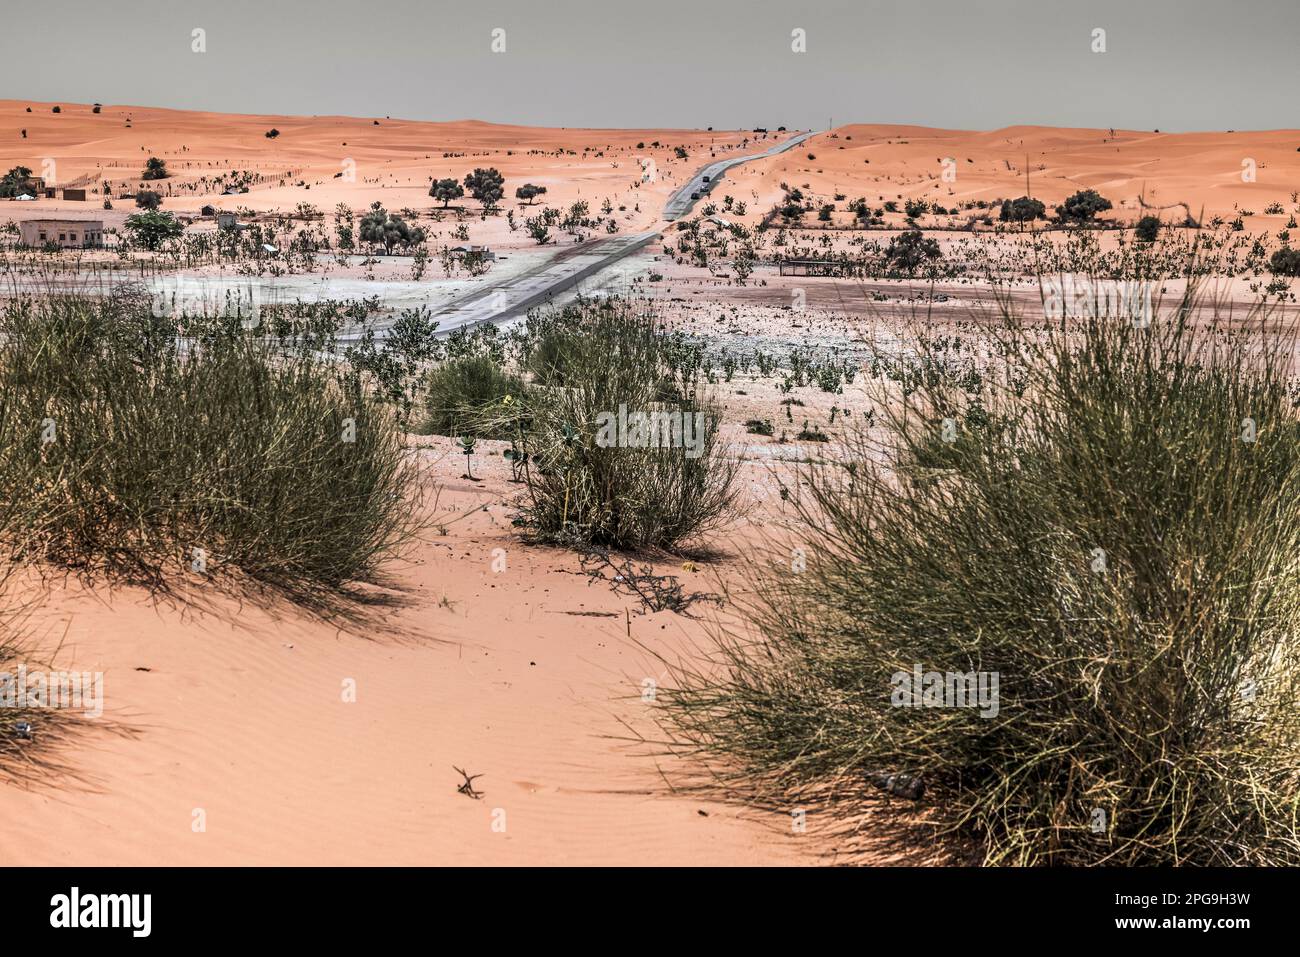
(999, 196, 1045, 224)
(464, 168, 505, 210)
(359, 202, 425, 254)
(1056, 189, 1112, 224)
(429, 178, 464, 207)
(515, 184, 547, 205)
(124, 210, 184, 250)
(141, 156, 169, 180)
(885, 229, 942, 277)
(135, 190, 162, 210)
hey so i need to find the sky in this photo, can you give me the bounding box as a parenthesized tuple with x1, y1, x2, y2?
(1, 0, 1295, 132)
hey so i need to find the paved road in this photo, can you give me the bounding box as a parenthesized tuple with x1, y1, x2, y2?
(661, 130, 817, 221)
(343, 130, 819, 338)
(338, 231, 660, 341)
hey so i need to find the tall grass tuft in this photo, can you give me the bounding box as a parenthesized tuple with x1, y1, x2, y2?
(657, 276, 1300, 865)
(511, 297, 738, 552)
(0, 292, 427, 597)
(420, 354, 528, 440)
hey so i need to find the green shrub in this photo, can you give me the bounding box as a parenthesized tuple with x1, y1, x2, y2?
(420, 355, 527, 440)
(0, 293, 426, 598)
(1135, 215, 1161, 243)
(1056, 189, 1113, 223)
(515, 297, 738, 552)
(658, 278, 1300, 865)
(1270, 247, 1300, 277)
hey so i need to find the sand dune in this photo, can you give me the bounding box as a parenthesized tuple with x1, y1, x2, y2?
(0, 99, 756, 247)
(0, 445, 815, 866)
(693, 124, 1300, 229)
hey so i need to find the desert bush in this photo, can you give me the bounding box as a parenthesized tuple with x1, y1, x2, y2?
(513, 297, 738, 552)
(0, 446, 45, 779)
(1057, 189, 1113, 223)
(657, 274, 1300, 865)
(1269, 247, 1300, 277)
(359, 203, 425, 254)
(421, 355, 528, 440)
(1000, 196, 1045, 223)
(1135, 215, 1161, 243)
(0, 293, 426, 598)
(123, 210, 182, 250)
(141, 156, 168, 180)
(885, 230, 942, 276)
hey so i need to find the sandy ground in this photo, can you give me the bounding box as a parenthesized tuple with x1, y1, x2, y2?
(0, 99, 759, 247)
(694, 124, 1300, 232)
(2, 103, 1295, 866)
(0, 442, 839, 866)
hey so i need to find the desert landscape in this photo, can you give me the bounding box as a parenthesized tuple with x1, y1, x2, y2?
(2, 88, 1300, 877)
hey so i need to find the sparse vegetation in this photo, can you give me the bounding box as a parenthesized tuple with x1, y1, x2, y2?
(1056, 189, 1112, 224)
(141, 156, 169, 181)
(657, 268, 1300, 866)
(0, 292, 427, 598)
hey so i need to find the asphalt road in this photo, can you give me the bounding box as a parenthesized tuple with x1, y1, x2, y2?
(344, 129, 820, 338)
(661, 129, 818, 220)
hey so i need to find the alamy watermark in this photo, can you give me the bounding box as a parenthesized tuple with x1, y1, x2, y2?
(150, 274, 281, 327)
(594, 404, 707, 459)
(1, 664, 103, 718)
(891, 663, 1000, 718)
(1043, 276, 1153, 328)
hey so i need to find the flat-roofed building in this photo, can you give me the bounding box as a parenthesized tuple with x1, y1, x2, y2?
(19, 219, 105, 248)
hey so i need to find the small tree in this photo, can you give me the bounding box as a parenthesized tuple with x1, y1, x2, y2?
(429, 178, 463, 207)
(265, 128, 280, 139)
(885, 229, 941, 277)
(124, 210, 184, 250)
(359, 203, 425, 254)
(135, 190, 162, 210)
(525, 216, 552, 245)
(1135, 215, 1161, 243)
(1269, 247, 1300, 277)
(0, 166, 34, 198)
(515, 184, 547, 205)
(334, 203, 355, 251)
(463, 168, 505, 210)
(1056, 189, 1112, 224)
(1000, 196, 1046, 223)
(141, 156, 169, 180)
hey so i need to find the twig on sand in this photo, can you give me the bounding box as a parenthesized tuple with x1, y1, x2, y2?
(454, 765, 484, 799)
(579, 547, 720, 618)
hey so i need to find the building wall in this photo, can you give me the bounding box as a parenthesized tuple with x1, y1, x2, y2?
(19, 221, 105, 248)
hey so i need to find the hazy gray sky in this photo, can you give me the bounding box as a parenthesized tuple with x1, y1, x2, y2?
(2, 0, 1295, 131)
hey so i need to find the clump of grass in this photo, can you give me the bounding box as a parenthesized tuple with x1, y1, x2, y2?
(794, 421, 829, 442)
(657, 275, 1300, 865)
(745, 418, 774, 436)
(513, 297, 738, 552)
(419, 354, 528, 440)
(423, 353, 530, 439)
(0, 293, 426, 598)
